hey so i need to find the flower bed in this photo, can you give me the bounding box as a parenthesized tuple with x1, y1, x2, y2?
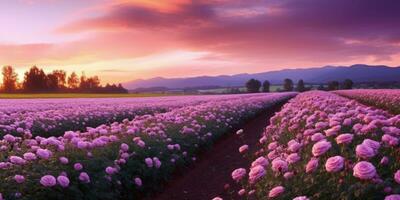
(230, 91, 400, 200)
(0, 92, 295, 199)
(335, 89, 400, 114)
(0, 94, 270, 138)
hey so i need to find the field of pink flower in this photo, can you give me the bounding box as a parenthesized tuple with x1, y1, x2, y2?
(0, 94, 271, 138)
(229, 91, 400, 200)
(335, 89, 400, 114)
(0, 93, 295, 199)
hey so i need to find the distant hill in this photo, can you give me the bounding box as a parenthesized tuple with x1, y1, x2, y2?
(123, 64, 400, 89)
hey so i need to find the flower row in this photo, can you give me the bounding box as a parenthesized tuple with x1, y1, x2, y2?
(0, 92, 296, 199)
(0, 94, 267, 138)
(231, 91, 400, 200)
(335, 89, 400, 114)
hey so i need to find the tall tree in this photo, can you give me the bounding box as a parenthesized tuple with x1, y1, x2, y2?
(86, 76, 100, 89)
(1, 66, 18, 93)
(51, 70, 67, 88)
(67, 72, 79, 89)
(283, 78, 294, 91)
(296, 79, 306, 92)
(342, 79, 354, 90)
(262, 80, 270, 92)
(317, 84, 325, 91)
(328, 81, 340, 91)
(23, 66, 47, 92)
(246, 79, 261, 93)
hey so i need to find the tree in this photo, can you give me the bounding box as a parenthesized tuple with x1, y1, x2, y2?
(86, 76, 100, 89)
(317, 84, 325, 91)
(262, 80, 270, 92)
(46, 73, 59, 91)
(79, 72, 87, 89)
(51, 70, 66, 88)
(67, 72, 79, 89)
(296, 79, 306, 92)
(23, 66, 48, 92)
(342, 79, 354, 90)
(246, 79, 261, 93)
(327, 81, 340, 91)
(1, 66, 18, 93)
(283, 78, 294, 91)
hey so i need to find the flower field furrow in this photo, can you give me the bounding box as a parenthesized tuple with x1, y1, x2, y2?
(0, 94, 269, 138)
(335, 89, 400, 114)
(231, 91, 400, 200)
(0, 92, 296, 199)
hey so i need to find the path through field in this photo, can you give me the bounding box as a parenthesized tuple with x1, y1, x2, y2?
(151, 101, 287, 200)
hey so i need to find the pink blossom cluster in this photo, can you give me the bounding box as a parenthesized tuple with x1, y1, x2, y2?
(0, 92, 295, 198)
(231, 91, 400, 199)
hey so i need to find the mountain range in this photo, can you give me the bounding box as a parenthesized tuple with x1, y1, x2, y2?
(123, 64, 400, 89)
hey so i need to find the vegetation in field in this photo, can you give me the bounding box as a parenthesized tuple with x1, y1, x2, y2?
(0, 93, 295, 199)
(229, 91, 400, 200)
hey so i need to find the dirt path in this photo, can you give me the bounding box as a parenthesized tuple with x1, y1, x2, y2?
(150, 101, 286, 200)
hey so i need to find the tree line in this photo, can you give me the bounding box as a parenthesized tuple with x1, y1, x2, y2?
(245, 78, 354, 93)
(1, 66, 128, 93)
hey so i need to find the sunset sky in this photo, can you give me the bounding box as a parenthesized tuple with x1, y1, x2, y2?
(1, 0, 400, 84)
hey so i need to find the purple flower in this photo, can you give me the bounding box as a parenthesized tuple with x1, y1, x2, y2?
(40, 175, 57, 187)
(325, 156, 344, 173)
(231, 168, 246, 182)
(74, 163, 83, 171)
(57, 175, 70, 188)
(14, 175, 25, 184)
(79, 172, 90, 183)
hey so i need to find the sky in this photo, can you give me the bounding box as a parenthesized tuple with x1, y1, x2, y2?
(1, 0, 400, 84)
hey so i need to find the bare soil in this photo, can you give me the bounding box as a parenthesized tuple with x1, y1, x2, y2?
(150, 101, 286, 200)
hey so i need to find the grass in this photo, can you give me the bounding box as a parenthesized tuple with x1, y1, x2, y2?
(0, 93, 184, 99)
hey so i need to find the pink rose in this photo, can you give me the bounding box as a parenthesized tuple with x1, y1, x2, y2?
(134, 177, 142, 187)
(271, 158, 288, 173)
(312, 140, 331, 156)
(251, 157, 269, 168)
(305, 158, 319, 173)
(286, 153, 301, 164)
(356, 144, 376, 159)
(335, 133, 354, 145)
(79, 172, 90, 183)
(325, 156, 344, 172)
(239, 145, 249, 153)
(57, 175, 70, 188)
(231, 168, 246, 182)
(268, 186, 285, 198)
(353, 161, 376, 180)
(40, 175, 56, 187)
(248, 165, 265, 184)
(394, 170, 400, 184)
(14, 175, 25, 184)
(385, 194, 400, 200)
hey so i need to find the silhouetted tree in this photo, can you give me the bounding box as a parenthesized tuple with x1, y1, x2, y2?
(23, 66, 47, 92)
(246, 79, 261, 93)
(86, 76, 100, 89)
(283, 78, 294, 91)
(296, 79, 306, 92)
(317, 84, 325, 91)
(1, 66, 18, 93)
(51, 70, 66, 88)
(46, 73, 59, 91)
(262, 80, 270, 92)
(342, 79, 354, 90)
(67, 72, 79, 89)
(328, 81, 340, 91)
